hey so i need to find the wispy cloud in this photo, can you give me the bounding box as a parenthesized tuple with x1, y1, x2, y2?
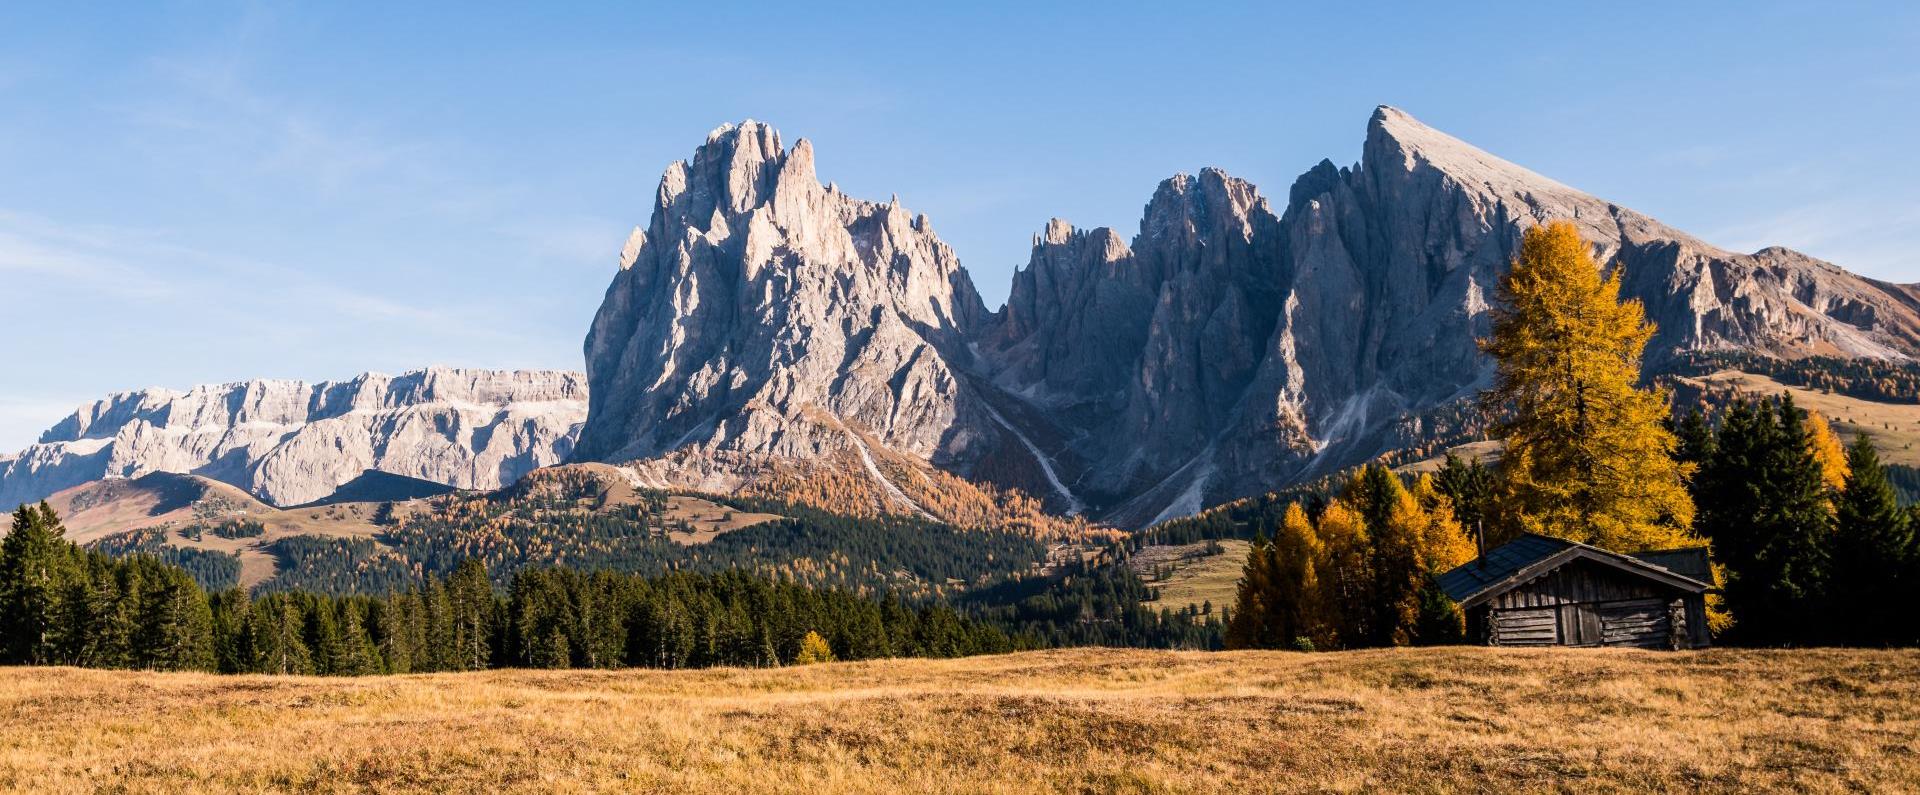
(112, 44, 515, 218)
(0, 207, 523, 348)
(0, 211, 180, 298)
(1704, 199, 1920, 280)
(0, 395, 89, 454)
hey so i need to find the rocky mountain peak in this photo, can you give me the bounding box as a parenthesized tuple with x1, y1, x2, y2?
(1141, 169, 1262, 239)
(575, 120, 990, 486)
(1364, 104, 1576, 196)
(573, 108, 1920, 529)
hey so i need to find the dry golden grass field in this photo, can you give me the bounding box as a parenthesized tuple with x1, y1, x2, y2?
(2, 647, 1916, 793)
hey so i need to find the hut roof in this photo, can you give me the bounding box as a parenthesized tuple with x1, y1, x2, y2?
(1438, 533, 1714, 609)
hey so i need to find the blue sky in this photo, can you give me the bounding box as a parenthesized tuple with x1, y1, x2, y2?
(2, 1, 1917, 451)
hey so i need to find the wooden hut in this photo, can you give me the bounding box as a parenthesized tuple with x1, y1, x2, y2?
(1437, 533, 1714, 649)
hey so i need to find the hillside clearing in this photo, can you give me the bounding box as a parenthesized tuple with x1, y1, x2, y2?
(42, 467, 789, 588)
(2, 647, 1915, 793)
(1397, 439, 1506, 473)
(48, 474, 399, 588)
(1135, 540, 1250, 615)
(660, 495, 784, 544)
(1683, 370, 1920, 466)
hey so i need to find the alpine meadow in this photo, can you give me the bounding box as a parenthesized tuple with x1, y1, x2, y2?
(4, 4, 1920, 793)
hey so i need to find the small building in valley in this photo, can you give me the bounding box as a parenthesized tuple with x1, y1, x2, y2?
(1438, 533, 1714, 649)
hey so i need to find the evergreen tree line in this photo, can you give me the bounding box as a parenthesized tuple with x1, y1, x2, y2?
(90, 527, 242, 591)
(265, 485, 1048, 599)
(1668, 350, 1920, 405)
(957, 549, 1224, 650)
(1, 504, 216, 670)
(1677, 396, 1920, 647)
(1224, 465, 1477, 651)
(1881, 464, 1920, 506)
(2, 503, 1017, 673)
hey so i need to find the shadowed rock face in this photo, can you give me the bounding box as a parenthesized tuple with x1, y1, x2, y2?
(0, 368, 586, 508)
(573, 108, 1920, 527)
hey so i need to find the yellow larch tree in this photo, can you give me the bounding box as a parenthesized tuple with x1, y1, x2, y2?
(1804, 412, 1850, 495)
(794, 631, 835, 665)
(1479, 221, 1697, 552)
(1311, 500, 1372, 649)
(1409, 474, 1477, 572)
(1269, 502, 1324, 648)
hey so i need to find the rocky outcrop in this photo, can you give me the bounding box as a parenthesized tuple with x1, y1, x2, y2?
(574, 121, 1007, 518)
(580, 108, 1920, 528)
(0, 368, 586, 508)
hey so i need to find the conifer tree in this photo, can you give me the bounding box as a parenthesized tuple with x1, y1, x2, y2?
(1829, 435, 1914, 645)
(794, 630, 835, 664)
(253, 595, 313, 675)
(336, 600, 383, 675)
(1672, 408, 1715, 468)
(1805, 412, 1851, 496)
(447, 559, 494, 671)
(421, 574, 456, 672)
(57, 557, 125, 668)
(757, 626, 780, 667)
(1407, 475, 1471, 644)
(133, 567, 214, 671)
(1697, 396, 1833, 644)
(0, 502, 72, 664)
(210, 590, 258, 674)
(303, 596, 346, 675)
(1312, 501, 1372, 648)
(1409, 475, 1476, 573)
(1268, 503, 1323, 649)
(1224, 535, 1276, 650)
(1480, 221, 1695, 551)
(1357, 467, 1426, 647)
(368, 594, 420, 674)
(1433, 454, 1494, 536)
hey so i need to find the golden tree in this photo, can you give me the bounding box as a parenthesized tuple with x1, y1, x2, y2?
(794, 631, 835, 665)
(1409, 474, 1476, 571)
(1805, 412, 1850, 494)
(1480, 221, 1696, 551)
(1311, 500, 1372, 648)
(1269, 502, 1325, 648)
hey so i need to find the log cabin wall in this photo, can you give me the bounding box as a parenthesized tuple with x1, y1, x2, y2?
(1481, 559, 1709, 648)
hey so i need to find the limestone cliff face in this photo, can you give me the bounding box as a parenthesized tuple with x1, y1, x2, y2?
(978, 170, 1299, 525)
(573, 121, 1002, 516)
(0, 368, 585, 508)
(579, 109, 1920, 528)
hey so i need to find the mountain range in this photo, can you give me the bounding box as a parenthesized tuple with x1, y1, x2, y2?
(0, 368, 584, 509)
(574, 106, 1920, 528)
(9, 106, 1920, 529)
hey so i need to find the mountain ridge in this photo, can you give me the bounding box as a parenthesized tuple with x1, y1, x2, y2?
(0, 367, 586, 508)
(576, 105, 1920, 528)
(13, 106, 1919, 530)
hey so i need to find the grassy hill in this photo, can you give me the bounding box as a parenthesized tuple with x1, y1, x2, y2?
(48, 472, 394, 590)
(1133, 539, 1250, 616)
(43, 465, 795, 592)
(2, 647, 1913, 792)
(1679, 369, 1920, 466)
